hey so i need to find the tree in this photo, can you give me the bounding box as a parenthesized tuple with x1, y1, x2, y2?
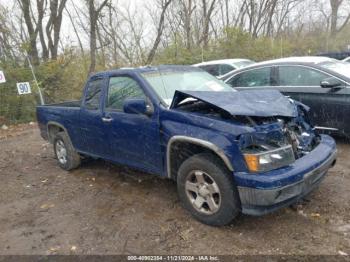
(18, 0, 68, 61)
(146, 0, 173, 64)
(181, 0, 196, 50)
(46, 0, 68, 59)
(330, 0, 350, 36)
(0, 5, 22, 62)
(200, 0, 217, 47)
(18, 0, 40, 64)
(86, 0, 109, 74)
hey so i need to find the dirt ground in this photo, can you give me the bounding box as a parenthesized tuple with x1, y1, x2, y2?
(0, 124, 349, 256)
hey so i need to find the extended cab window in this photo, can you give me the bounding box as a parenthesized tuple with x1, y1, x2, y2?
(227, 67, 271, 87)
(278, 66, 328, 86)
(85, 78, 104, 110)
(107, 76, 146, 110)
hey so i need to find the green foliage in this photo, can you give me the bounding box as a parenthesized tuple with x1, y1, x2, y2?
(0, 63, 36, 123)
(155, 26, 350, 64)
(0, 53, 89, 124)
(36, 55, 88, 103)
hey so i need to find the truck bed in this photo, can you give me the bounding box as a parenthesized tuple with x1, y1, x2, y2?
(36, 100, 82, 141)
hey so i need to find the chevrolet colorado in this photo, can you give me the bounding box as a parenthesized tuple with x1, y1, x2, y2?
(37, 65, 337, 226)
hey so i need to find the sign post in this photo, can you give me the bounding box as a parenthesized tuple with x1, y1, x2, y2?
(0, 71, 6, 83)
(25, 53, 45, 105)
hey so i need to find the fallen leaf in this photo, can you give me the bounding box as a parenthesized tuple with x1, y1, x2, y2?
(338, 250, 348, 256)
(49, 246, 60, 252)
(179, 227, 193, 241)
(40, 203, 55, 209)
(297, 210, 307, 217)
(310, 213, 321, 218)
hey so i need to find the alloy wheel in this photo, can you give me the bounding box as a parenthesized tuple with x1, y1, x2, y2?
(185, 170, 221, 215)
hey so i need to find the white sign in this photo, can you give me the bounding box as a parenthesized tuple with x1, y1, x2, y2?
(0, 71, 5, 83)
(17, 82, 32, 95)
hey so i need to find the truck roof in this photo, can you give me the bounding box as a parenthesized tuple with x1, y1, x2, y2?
(90, 65, 202, 78)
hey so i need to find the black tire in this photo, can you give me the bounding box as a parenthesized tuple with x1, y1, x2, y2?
(177, 153, 240, 226)
(53, 131, 81, 171)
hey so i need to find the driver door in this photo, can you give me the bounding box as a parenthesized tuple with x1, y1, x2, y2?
(102, 74, 163, 175)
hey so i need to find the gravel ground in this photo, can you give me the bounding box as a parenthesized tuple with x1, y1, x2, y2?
(0, 124, 349, 255)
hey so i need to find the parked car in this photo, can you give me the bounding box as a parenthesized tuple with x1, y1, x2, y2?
(221, 56, 350, 138)
(37, 65, 336, 226)
(343, 57, 350, 63)
(317, 51, 350, 60)
(193, 59, 255, 77)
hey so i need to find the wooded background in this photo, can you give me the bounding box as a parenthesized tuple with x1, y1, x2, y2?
(1, 0, 350, 123)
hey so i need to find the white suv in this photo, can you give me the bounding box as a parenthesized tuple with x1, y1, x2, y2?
(193, 59, 255, 77)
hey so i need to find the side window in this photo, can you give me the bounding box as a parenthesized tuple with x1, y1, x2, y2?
(84, 78, 104, 110)
(200, 65, 220, 76)
(107, 76, 146, 111)
(220, 64, 235, 75)
(227, 67, 271, 87)
(278, 66, 328, 86)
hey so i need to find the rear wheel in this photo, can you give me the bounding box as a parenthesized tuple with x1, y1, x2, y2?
(53, 132, 81, 170)
(177, 153, 240, 226)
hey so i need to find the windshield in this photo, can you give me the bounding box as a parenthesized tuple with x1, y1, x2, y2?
(141, 70, 234, 105)
(318, 61, 350, 78)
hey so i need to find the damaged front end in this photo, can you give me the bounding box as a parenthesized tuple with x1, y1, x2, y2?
(171, 89, 320, 173)
(238, 107, 320, 173)
(170, 89, 336, 215)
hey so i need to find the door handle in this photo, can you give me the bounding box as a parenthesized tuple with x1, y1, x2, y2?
(102, 117, 113, 123)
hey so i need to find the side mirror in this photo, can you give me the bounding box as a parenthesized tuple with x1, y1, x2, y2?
(123, 98, 154, 116)
(320, 77, 343, 89)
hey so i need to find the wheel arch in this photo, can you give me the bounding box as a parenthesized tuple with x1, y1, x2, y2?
(166, 135, 234, 180)
(47, 121, 69, 143)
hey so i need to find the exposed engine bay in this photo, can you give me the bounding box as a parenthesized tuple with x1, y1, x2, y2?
(174, 97, 320, 160)
(238, 112, 320, 159)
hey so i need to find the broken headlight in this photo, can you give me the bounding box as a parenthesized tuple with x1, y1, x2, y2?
(243, 145, 295, 173)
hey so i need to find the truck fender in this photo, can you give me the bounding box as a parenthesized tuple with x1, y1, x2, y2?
(47, 121, 70, 143)
(166, 135, 234, 179)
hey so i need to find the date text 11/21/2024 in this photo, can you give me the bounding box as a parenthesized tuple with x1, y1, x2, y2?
(127, 255, 219, 261)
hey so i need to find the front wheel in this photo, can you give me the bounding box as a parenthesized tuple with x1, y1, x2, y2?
(53, 132, 81, 171)
(177, 153, 241, 226)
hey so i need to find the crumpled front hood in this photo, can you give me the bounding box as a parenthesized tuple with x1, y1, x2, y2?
(170, 89, 298, 117)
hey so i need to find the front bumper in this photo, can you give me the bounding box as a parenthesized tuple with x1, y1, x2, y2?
(235, 135, 337, 215)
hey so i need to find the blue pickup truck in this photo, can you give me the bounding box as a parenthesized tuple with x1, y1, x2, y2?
(37, 65, 337, 226)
